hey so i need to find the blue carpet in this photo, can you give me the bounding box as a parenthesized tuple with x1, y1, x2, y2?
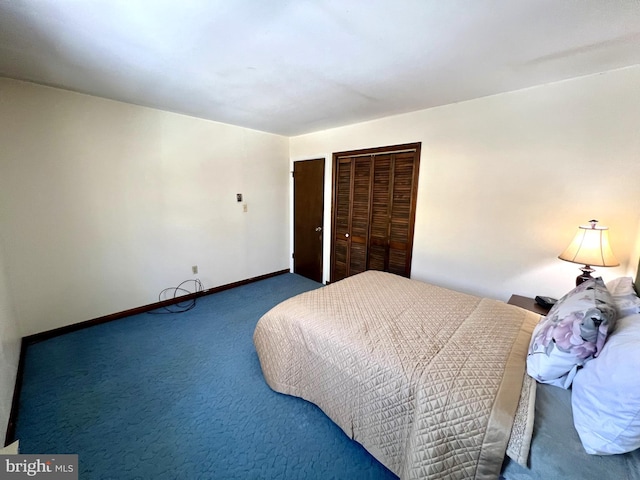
(16, 273, 398, 479)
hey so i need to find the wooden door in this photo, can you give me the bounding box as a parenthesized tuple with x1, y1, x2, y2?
(293, 158, 324, 283)
(330, 143, 420, 283)
(332, 156, 372, 281)
(369, 150, 419, 276)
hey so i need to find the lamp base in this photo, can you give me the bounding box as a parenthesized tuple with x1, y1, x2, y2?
(576, 265, 595, 286)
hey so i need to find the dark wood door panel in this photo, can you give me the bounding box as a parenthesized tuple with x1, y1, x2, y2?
(388, 249, 408, 276)
(368, 244, 387, 271)
(332, 238, 348, 281)
(333, 158, 352, 239)
(294, 158, 325, 283)
(351, 158, 372, 239)
(349, 242, 368, 276)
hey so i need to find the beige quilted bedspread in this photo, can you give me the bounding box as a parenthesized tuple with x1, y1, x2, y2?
(254, 271, 539, 479)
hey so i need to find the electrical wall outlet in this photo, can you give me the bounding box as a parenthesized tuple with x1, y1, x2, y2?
(243, 204, 248, 213)
(192, 265, 198, 274)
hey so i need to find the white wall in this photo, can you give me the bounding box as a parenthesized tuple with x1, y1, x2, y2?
(0, 237, 20, 439)
(0, 78, 290, 336)
(1, 67, 639, 339)
(290, 66, 640, 300)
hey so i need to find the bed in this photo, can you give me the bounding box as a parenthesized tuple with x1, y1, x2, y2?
(253, 269, 640, 479)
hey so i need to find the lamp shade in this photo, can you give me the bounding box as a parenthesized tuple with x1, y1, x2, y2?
(558, 220, 619, 267)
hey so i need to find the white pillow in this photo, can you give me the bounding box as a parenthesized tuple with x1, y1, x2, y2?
(572, 313, 640, 455)
(606, 277, 640, 318)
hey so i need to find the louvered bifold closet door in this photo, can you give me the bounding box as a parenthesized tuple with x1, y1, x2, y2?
(369, 151, 418, 276)
(332, 156, 372, 282)
(368, 154, 391, 272)
(387, 151, 418, 276)
(330, 143, 420, 283)
(349, 157, 372, 276)
(332, 157, 352, 281)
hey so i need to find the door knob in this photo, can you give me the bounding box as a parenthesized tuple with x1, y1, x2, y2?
(315, 226, 322, 232)
(345, 233, 350, 238)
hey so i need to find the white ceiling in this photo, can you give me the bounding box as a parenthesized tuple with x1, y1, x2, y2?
(1, 1, 639, 136)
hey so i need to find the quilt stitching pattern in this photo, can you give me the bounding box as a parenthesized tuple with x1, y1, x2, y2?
(254, 271, 536, 479)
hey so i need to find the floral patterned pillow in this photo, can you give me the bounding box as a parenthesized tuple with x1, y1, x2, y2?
(526, 277, 617, 389)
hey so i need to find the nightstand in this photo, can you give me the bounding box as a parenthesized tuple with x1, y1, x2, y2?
(507, 294, 550, 316)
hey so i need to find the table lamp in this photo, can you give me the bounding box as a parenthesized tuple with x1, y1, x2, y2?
(558, 219, 619, 286)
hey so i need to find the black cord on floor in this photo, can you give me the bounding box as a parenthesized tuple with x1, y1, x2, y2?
(148, 279, 204, 314)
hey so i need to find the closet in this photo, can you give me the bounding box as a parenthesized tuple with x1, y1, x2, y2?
(330, 143, 421, 282)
